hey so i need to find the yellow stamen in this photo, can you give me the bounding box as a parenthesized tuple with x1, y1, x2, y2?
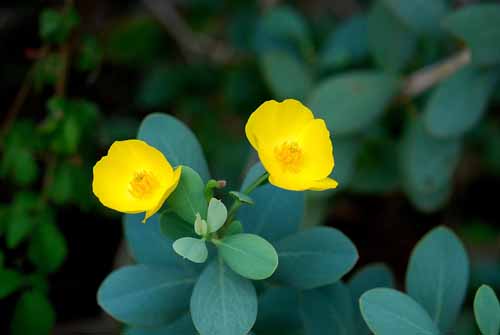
(274, 141, 303, 173)
(129, 170, 159, 199)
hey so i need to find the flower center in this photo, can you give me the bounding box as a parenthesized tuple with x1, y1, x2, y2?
(129, 170, 159, 199)
(274, 141, 303, 173)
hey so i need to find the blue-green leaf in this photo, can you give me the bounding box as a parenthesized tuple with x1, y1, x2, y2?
(238, 163, 304, 242)
(166, 166, 208, 224)
(217, 233, 278, 280)
(173, 237, 208, 264)
(11, 290, 55, 335)
(138, 113, 209, 181)
(381, 0, 448, 34)
(125, 314, 196, 335)
(259, 50, 312, 100)
(360, 288, 440, 335)
(273, 227, 358, 289)
(160, 210, 197, 241)
(368, 2, 416, 73)
(424, 66, 498, 138)
(320, 14, 368, 70)
(406, 226, 469, 332)
(474, 285, 500, 335)
(255, 287, 302, 335)
(308, 71, 399, 135)
(330, 136, 361, 188)
(349, 264, 395, 335)
(300, 282, 356, 335)
(98, 265, 196, 326)
(443, 4, 500, 66)
(190, 260, 257, 335)
(206, 198, 227, 233)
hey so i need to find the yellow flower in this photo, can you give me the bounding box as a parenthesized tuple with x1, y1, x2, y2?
(245, 99, 338, 191)
(92, 140, 182, 223)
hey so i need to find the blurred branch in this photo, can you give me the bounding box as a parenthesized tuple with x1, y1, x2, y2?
(142, 0, 237, 63)
(402, 48, 471, 99)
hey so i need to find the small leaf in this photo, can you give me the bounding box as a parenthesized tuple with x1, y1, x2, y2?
(39, 7, 79, 44)
(206, 198, 227, 233)
(360, 288, 440, 335)
(173, 237, 208, 263)
(273, 227, 358, 289)
(28, 221, 67, 273)
(229, 191, 254, 205)
(166, 166, 208, 224)
(77, 35, 103, 71)
(308, 71, 399, 135)
(443, 4, 500, 66)
(300, 282, 357, 335)
(217, 233, 278, 280)
(424, 66, 498, 138)
(474, 285, 500, 335)
(190, 259, 258, 335)
(97, 265, 196, 326)
(260, 50, 312, 100)
(194, 213, 208, 236)
(406, 226, 469, 332)
(160, 210, 196, 241)
(0, 269, 24, 299)
(11, 290, 55, 335)
(381, 0, 448, 34)
(368, 2, 417, 73)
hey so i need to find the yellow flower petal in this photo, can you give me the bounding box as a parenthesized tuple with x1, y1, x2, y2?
(143, 166, 182, 223)
(92, 140, 180, 222)
(245, 99, 337, 192)
(245, 99, 313, 150)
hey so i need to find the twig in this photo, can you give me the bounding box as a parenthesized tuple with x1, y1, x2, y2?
(142, 0, 236, 64)
(401, 48, 471, 99)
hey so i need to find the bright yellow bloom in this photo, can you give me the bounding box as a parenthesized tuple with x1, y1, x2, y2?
(92, 140, 182, 223)
(245, 99, 338, 191)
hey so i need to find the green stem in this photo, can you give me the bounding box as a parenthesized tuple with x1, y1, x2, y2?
(218, 172, 269, 237)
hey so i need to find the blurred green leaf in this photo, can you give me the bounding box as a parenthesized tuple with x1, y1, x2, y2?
(77, 35, 103, 71)
(136, 67, 185, 108)
(6, 192, 41, 249)
(259, 50, 312, 100)
(28, 220, 67, 273)
(273, 227, 358, 289)
(368, 2, 417, 73)
(443, 4, 500, 66)
(330, 136, 361, 189)
(11, 290, 55, 335)
(320, 14, 368, 70)
(308, 71, 399, 135)
(424, 66, 498, 138)
(381, 0, 448, 34)
(474, 285, 500, 335)
(406, 226, 469, 332)
(401, 119, 462, 211)
(360, 288, 440, 335)
(39, 7, 79, 44)
(0, 269, 24, 299)
(190, 259, 257, 335)
(104, 16, 166, 66)
(301, 282, 357, 335)
(98, 265, 195, 326)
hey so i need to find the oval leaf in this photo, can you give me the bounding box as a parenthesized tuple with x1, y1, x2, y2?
(381, 0, 448, 34)
(217, 233, 278, 280)
(173, 237, 208, 264)
(443, 4, 500, 66)
(406, 226, 469, 332)
(424, 66, 498, 138)
(138, 113, 210, 181)
(166, 166, 208, 224)
(308, 71, 399, 135)
(190, 260, 258, 335)
(238, 163, 304, 242)
(273, 227, 358, 289)
(0, 269, 24, 299)
(474, 285, 500, 335)
(97, 265, 196, 326)
(300, 282, 356, 335)
(360, 288, 440, 335)
(11, 290, 55, 335)
(207, 198, 227, 233)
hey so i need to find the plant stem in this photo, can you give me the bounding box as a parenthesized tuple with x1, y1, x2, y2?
(218, 172, 269, 237)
